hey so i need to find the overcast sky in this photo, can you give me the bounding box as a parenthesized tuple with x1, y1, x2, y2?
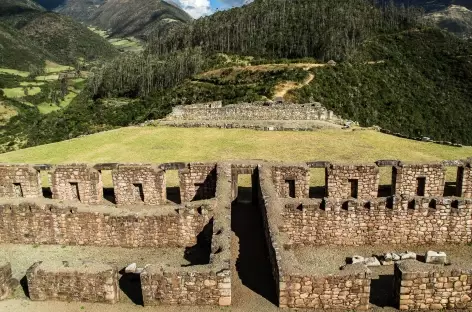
(174, 0, 252, 18)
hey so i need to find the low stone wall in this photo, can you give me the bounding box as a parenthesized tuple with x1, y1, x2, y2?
(282, 197, 472, 246)
(394, 260, 472, 310)
(0, 201, 210, 248)
(0, 164, 42, 199)
(326, 164, 379, 199)
(141, 163, 232, 306)
(0, 262, 13, 300)
(258, 165, 372, 310)
(280, 264, 371, 310)
(26, 261, 119, 304)
(166, 102, 341, 122)
(112, 164, 166, 205)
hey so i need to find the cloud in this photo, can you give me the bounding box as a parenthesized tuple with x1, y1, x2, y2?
(218, 0, 253, 7)
(174, 0, 212, 18)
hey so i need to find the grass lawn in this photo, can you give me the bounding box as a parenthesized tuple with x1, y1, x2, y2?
(19, 82, 44, 87)
(0, 126, 470, 186)
(2, 87, 41, 98)
(0, 68, 29, 77)
(34, 75, 59, 82)
(45, 61, 73, 74)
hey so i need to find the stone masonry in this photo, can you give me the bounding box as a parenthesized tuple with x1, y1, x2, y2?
(0, 262, 13, 300)
(179, 163, 217, 202)
(393, 163, 446, 197)
(394, 260, 472, 310)
(49, 164, 103, 204)
(26, 261, 119, 304)
(457, 161, 472, 197)
(272, 164, 309, 198)
(112, 164, 166, 205)
(326, 164, 379, 199)
(0, 164, 42, 198)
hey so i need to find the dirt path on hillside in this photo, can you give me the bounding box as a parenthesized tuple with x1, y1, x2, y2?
(273, 72, 315, 99)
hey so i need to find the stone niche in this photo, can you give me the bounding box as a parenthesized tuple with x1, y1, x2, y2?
(0, 262, 14, 300)
(326, 164, 379, 199)
(272, 165, 309, 198)
(112, 164, 166, 205)
(393, 163, 446, 197)
(179, 163, 217, 202)
(49, 164, 103, 204)
(0, 164, 42, 199)
(394, 260, 472, 310)
(26, 261, 119, 304)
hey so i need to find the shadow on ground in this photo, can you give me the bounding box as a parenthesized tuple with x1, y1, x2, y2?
(232, 186, 278, 305)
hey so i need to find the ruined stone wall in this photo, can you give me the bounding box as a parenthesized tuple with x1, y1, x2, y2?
(112, 164, 166, 205)
(0, 263, 13, 300)
(49, 164, 103, 204)
(167, 102, 341, 122)
(282, 197, 472, 247)
(26, 261, 119, 304)
(141, 163, 233, 307)
(326, 164, 379, 199)
(272, 165, 309, 198)
(179, 163, 217, 202)
(258, 165, 372, 311)
(394, 260, 472, 310)
(0, 201, 209, 248)
(280, 265, 371, 310)
(0, 164, 42, 198)
(457, 163, 472, 197)
(393, 163, 446, 197)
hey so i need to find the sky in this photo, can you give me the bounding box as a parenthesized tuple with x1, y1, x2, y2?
(174, 0, 252, 18)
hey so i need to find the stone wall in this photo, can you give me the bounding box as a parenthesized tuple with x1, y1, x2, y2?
(0, 262, 13, 300)
(166, 102, 342, 122)
(49, 164, 103, 204)
(282, 197, 472, 247)
(112, 164, 166, 205)
(179, 163, 217, 202)
(393, 163, 446, 197)
(26, 261, 119, 304)
(280, 264, 371, 310)
(0, 201, 210, 248)
(258, 165, 372, 311)
(272, 164, 309, 198)
(140, 163, 232, 306)
(0, 164, 42, 199)
(457, 162, 472, 197)
(326, 164, 379, 199)
(394, 260, 472, 310)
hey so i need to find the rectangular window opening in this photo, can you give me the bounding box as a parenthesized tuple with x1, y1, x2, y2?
(444, 167, 459, 197)
(133, 183, 145, 202)
(416, 177, 426, 197)
(237, 174, 252, 203)
(309, 168, 326, 199)
(13, 183, 23, 198)
(349, 179, 359, 199)
(69, 182, 80, 202)
(166, 170, 181, 204)
(41, 170, 52, 198)
(101, 170, 115, 204)
(377, 167, 393, 197)
(285, 179, 296, 198)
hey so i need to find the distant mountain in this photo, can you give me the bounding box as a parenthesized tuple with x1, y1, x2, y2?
(0, 0, 118, 70)
(426, 4, 472, 38)
(53, 0, 192, 39)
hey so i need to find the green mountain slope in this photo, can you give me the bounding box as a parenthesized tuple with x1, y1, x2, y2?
(55, 0, 192, 39)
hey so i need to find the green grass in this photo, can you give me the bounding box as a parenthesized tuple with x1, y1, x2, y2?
(0, 68, 30, 77)
(45, 62, 73, 74)
(37, 91, 78, 114)
(0, 126, 470, 186)
(34, 75, 59, 81)
(2, 87, 41, 98)
(19, 82, 44, 87)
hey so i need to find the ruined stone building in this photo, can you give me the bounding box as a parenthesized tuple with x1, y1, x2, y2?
(0, 159, 471, 310)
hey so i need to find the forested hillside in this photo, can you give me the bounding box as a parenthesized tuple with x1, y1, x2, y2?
(2, 0, 472, 151)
